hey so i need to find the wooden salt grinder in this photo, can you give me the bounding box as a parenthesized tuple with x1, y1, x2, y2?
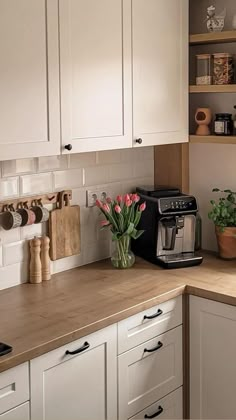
(41, 236, 51, 281)
(29, 236, 42, 284)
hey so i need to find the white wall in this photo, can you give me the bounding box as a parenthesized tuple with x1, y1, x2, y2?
(0, 148, 154, 290)
(190, 143, 236, 251)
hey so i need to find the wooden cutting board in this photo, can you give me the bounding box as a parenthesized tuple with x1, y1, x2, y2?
(49, 191, 81, 261)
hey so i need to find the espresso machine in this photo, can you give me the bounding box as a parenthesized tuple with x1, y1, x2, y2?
(132, 187, 203, 269)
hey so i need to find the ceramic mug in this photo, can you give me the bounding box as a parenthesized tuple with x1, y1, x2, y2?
(31, 200, 49, 224)
(1, 205, 22, 230)
(17, 202, 36, 226)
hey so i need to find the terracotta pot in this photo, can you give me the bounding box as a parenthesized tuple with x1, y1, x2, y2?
(215, 226, 236, 259)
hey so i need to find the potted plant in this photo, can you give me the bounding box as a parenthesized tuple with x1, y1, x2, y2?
(96, 193, 146, 269)
(208, 188, 236, 259)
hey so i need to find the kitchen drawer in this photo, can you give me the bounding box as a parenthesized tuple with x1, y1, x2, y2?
(118, 296, 182, 354)
(0, 402, 29, 420)
(130, 387, 183, 420)
(118, 326, 183, 419)
(0, 363, 29, 415)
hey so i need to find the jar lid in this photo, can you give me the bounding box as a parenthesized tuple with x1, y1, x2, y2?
(213, 53, 233, 58)
(215, 113, 232, 117)
(196, 54, 211, 59)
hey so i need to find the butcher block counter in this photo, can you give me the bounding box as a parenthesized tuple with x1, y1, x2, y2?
(0, 252, 236, 373)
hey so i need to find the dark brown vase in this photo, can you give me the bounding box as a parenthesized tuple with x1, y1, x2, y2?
(215, 226, 236, 259)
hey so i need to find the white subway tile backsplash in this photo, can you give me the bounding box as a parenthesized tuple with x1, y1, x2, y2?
(38, 156, 68, 172)
(0, 177, 19, 198)
(2, 159, 36, 177)
(109, 163, 134, 183)
(69, 152, 96, 168)
(0, 262, 28, 290)
(53, 169, 83, 190)
(0, 147, 154, 290)
(3, 240, 28, 266)
(20, 173, 53, 195)
(84, 165, 108, 186)
(0, 226, 21, 245)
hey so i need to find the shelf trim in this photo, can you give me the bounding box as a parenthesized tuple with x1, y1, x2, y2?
(189, 30, 236, 45)
(189, 135, 236, 144)
(189, 84, 236, 93)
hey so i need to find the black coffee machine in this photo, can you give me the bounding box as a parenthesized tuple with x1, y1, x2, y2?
(132, 186, 203, 269)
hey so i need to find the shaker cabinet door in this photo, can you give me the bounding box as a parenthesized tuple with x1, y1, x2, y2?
(60, 0, 132, 154)
(30, 325, 117, 420)
(132, 0, 188, 147)
(190, 296, 236, 419)
(0, 0, 60, 160)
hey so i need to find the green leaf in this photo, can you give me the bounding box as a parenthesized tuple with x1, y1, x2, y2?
(212, 188, 220, 192)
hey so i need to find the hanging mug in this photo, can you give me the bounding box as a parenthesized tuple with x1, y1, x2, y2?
(16, 202, 36, 226)
(1, 204, 22, 230)
(31, 199, 49, 224)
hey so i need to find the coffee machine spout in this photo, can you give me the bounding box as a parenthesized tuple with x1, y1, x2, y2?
(162, 219, 177, 251)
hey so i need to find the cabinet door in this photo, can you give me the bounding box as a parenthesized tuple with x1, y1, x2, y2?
(0, 0, 60, 160)
(132, 0, 188, 147)
(0, 403, 29, 420)
(30, 325, 117, 420)
(60, 0, 132, 154)
(118, 326, 183, 419)
(190, 296, 236, 419)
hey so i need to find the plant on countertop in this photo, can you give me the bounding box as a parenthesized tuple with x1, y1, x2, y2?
(208, 188, 236, 230)
(208, 188, 236, 260)
(96, 194, 146, 269)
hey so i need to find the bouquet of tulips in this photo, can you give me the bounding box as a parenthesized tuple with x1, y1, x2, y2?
(96, 193, 146, 268)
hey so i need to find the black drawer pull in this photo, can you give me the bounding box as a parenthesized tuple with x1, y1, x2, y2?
(144, 406, 163, 419)
(144, 341, 163, 353)
(65, 341, 90, 355)
(144, 309, 163, 320)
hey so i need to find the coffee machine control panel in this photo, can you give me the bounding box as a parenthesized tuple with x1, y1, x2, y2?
(158, 196, 198, 215)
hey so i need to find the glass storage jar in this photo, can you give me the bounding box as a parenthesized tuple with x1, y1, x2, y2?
(196, 54, 212, 85)
(213, 53, 234, 85)
(214, 113, 233, 136)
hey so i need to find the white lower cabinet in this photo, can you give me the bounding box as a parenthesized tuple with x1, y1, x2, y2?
(0, 403, 30, 420)
(0, 363, 29, 415)
(30, 325, 117, 420)
(118, 326, 183, 419)
(130, 387, 183, 420)
(190, 296, 236, 419)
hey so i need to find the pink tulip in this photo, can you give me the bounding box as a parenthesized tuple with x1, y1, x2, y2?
(116, 195, 123, 204)
(106, 197, 112, 204)
(131, 193, 140, 203)
(96, 199, 103, 208)
(114, 204, 121, 214)
(125, 199, 132, 207)
(103, 203, 110, 213)
(123, 193, 130, 202)
(139, 202, 146, 212)
(100, 220, 110, 227)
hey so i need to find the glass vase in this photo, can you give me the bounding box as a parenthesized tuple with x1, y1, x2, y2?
(111, 235, 135, 269)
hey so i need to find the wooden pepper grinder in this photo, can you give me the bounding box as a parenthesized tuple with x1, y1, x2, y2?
(29, 237, 42, 284)
(41, 236, 51, 281)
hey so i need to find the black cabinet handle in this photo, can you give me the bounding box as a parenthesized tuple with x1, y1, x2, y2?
(144, 309, 163, 320)
(135, 138, 143, 144)
(144, 341, 163, 353)
(144, 406, 163, 419)
(65, 144, 72, 151)
(65, 341, 90, 355)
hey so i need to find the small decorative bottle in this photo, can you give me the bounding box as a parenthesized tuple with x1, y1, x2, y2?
(41, 236, 51, 281)
(29, 237, 42, 284)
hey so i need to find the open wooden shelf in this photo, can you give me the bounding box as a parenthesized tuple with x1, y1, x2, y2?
(189, 30, 236, 45)
(189, 135, 236, 144)
(189, 84, 236, 93)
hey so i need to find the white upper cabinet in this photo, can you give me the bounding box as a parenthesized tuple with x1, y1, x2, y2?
(60, 0, 132, 154)
(132, 0, 189, 147)
(0, 0, 60, 160)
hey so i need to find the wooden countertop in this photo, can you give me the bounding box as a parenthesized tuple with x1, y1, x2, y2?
(1, 253, 236, 373)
